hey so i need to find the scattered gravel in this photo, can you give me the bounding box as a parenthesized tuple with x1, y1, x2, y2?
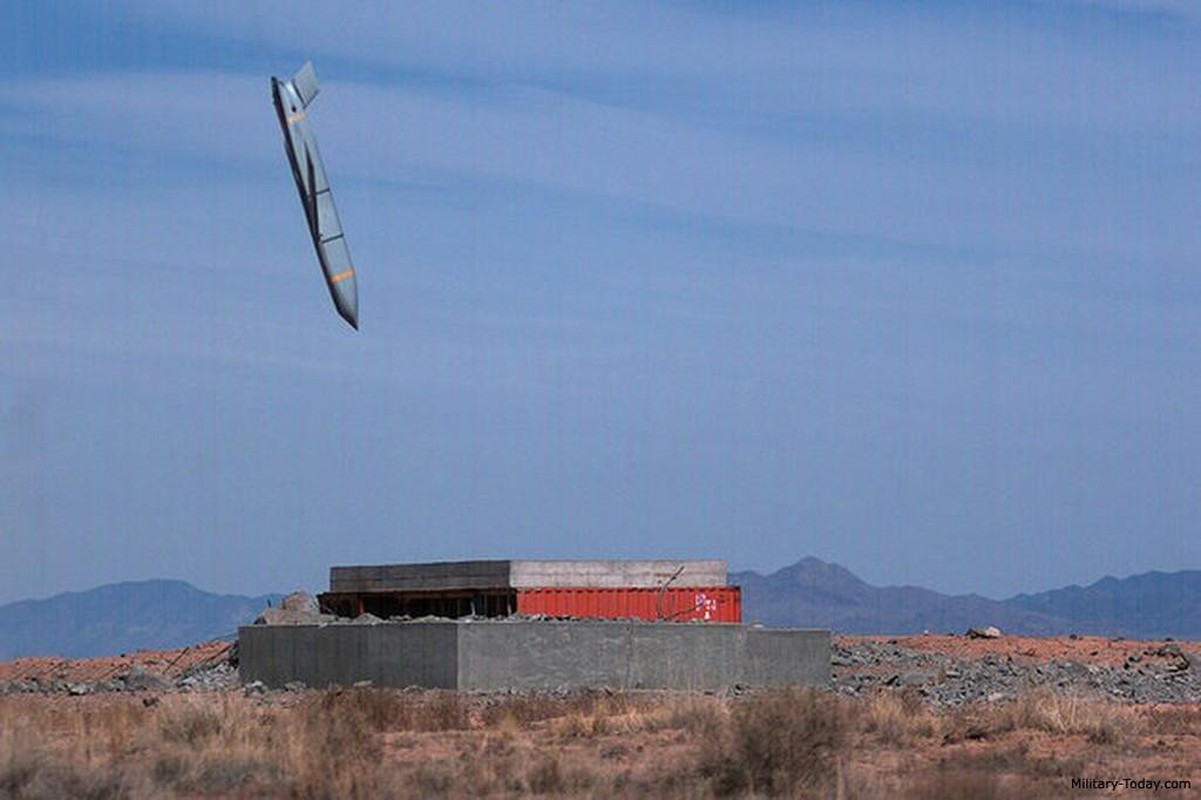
(832, 639, 1197, 707)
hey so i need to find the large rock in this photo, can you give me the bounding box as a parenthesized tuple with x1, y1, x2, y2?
(253, 591, 334, 625)
(280, 592, 320, 614)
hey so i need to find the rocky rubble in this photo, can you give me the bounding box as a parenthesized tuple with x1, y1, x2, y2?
(3, 629, 1197, 706)
(833, 638, 1198, 707)
(0, 642, 238, 696)
(0, 661, 238, 696)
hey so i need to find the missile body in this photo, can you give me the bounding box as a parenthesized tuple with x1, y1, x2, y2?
(271, 63, 359, 329)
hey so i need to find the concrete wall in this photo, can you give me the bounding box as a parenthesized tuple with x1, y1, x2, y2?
(329, 559, 728, 593)
(239, 621, 829, 691)
(238, 623, 459, 689)
(508, 560, 727, 589)
(744, 628, 830, 687)
(329, 561, 511, 593)
(459, 622, 749, 691)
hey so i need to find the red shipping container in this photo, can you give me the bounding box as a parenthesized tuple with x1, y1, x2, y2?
(515, 586, 740, 623)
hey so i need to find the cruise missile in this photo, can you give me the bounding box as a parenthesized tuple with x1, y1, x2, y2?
(270, 62, 359, 329)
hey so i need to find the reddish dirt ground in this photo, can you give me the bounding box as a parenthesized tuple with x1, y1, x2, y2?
(1, 636, 1197, 797)
(0, 640, 232, 684)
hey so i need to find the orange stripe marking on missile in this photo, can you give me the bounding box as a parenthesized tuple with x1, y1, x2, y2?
(287, 111, 306, 125)
(329, 269, 355, 284)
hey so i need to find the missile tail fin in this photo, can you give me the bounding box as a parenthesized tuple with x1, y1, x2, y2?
(292, 61, 320, 108)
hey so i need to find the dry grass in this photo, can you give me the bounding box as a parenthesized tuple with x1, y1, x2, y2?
(939, 687, 1137, 746)
(898, 761, 1028, 800)
(0, 687, 1196, 798)
(862, 689, 942, 745)
(699, 687, 844, 798)
(1139, 703, 1201, 736)
(1005, 687, 1131, 743)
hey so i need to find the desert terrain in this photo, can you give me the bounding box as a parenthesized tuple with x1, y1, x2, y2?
(0, 634, 1196, 798)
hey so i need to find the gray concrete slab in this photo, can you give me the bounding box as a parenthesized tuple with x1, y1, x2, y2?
(328, 560, 728, 592)
(329, 561, 512, 593)
(508, 560, 727, 589)
(238, 620, 828, 691)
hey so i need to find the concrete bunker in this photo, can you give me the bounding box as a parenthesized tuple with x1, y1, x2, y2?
(241, 560, 830, 691)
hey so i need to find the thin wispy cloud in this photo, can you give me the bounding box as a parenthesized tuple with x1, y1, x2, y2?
(5, 61, 1195, 269)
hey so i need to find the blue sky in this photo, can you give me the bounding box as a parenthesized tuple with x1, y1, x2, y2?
(2, 1, 1198, 605)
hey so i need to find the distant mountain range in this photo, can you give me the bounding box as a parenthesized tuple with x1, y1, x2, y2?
(1, 561, 1197, 659)
(0, 580, 278, 660)
(732, 558, 1201, 640)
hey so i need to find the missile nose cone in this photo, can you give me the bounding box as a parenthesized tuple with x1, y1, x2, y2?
(336, 293, 359, 330)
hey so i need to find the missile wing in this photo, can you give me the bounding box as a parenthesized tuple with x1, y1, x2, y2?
(271, 62, 359, 329)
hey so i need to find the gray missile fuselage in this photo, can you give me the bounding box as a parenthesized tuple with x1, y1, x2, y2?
(271, 65, 359, 329)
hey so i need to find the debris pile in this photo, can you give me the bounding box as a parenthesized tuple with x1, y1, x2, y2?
(253, 591, 336, 626)
(3, 629, 1196, 706)
(0, 640, 238, 696)
(833, 637, 1198, 706)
